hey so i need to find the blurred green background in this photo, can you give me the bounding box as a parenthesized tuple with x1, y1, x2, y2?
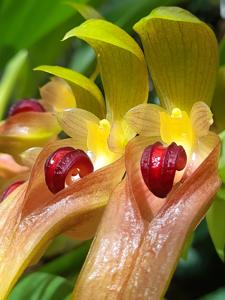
(1, 0, 225, 299)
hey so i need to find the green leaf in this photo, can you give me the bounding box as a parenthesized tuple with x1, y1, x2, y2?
(212, 67, 225, 133)
(218, 131, 225, 183)
(9, 272, 73, 300)
(199, 288, 225, 300)
(0, 0, 101, 94)
(40, 241, 91, 276)
(0, 0, 83, 72)
(181, 232, 194, 260)
(0, 0, 79, 50)
(44, 235, 79, 258)
(206, 191, 225, 261)
(66, 2, 103, 19)
(219, 35, 225, 65)
(69, 42, 96, 75)
(0, 49, 28, 119)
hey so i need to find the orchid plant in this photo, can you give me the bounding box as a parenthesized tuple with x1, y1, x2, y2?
(0, 6, 221, 300)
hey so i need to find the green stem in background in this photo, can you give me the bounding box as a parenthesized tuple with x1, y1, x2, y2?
(0, 49, 28, 120)
(39, 241, 91, 276)
(9, 272, 73, 300)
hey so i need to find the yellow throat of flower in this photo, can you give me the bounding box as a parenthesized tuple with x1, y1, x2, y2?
(87, 119, 118, 169)
(160, 108, 195, 155)
(86, 117, 135, 170)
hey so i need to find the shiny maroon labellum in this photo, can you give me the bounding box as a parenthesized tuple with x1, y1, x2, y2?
(8, 99, 45, 117)
(140, 142, 187, 198)
(45, 147, 94, 194)
(0, 180, 25, 202)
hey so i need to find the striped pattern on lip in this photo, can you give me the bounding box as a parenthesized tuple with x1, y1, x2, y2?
(140, 142, 187, 198)
(44, 147, 94, 194)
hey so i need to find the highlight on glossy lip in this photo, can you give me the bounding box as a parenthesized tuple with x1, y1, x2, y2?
(0, 180, 25, 202)
(140, 142, 187, 198)
(44, 147, 94, 194)
(8, 99, 45, 117)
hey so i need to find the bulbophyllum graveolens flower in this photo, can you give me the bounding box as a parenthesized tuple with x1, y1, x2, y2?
(0, 6, 221, 300)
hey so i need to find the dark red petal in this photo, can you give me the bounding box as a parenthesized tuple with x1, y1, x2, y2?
(0, 180, 25, 202)
(140, 142, 187, 198)
(45, 147, 94, 193)
(8, 99, 45, 117)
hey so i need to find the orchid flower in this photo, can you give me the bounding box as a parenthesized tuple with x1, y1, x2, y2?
(0, 6, 221, 300)
(0, 99, 61, 158)
(0, 8, 148, 298)
(0, 93, 68, 191)
(0, 70, 106, 183)
(34, 17, 149, 169)
(0, 63, 104, 162)
(72, 8, 221, 299)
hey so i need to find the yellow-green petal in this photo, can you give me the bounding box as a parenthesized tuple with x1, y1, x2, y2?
(56, 108, 100, 150)
(35, 65, 105, 119)
(0, 50, 28, 120)
(134, 7, 218, 112)
(190, 102, 213, 137)
(124, 103, 163, 136)
(63, 19, 149, 121)
(40, 77, 76, 112)
(108, 120, 136, 154)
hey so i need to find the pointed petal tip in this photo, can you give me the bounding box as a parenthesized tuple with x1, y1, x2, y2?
(62, 19, 97, 42)
(62, 31, 70, 41)
(33, 65, 43, 71)
(64, 18, 146, 61)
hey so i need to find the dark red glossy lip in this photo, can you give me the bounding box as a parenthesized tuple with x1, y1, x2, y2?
(0, 180, 25, 202)
(140, 142, 187, 198)
(45, 147, 94, 194)
(8, 99, 45, 117)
